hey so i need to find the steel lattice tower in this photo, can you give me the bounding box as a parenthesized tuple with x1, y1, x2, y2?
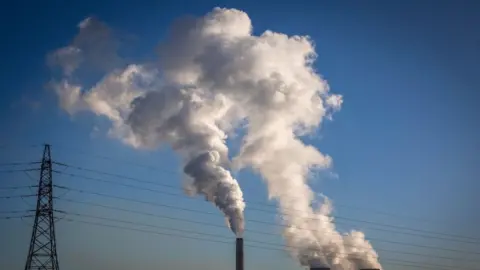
(24, 144, 60, 270)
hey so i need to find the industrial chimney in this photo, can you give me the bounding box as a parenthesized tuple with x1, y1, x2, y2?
(310, 268, 329, 270)
(236, 238, 244, 270)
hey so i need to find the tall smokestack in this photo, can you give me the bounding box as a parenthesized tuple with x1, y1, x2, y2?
(310, 268, 329, 270)
(236, 238, 244, 270)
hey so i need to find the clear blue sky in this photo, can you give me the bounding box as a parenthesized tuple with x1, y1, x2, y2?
(1, 1, 479, 270)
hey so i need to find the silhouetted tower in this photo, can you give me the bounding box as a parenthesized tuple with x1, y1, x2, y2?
(24, 144, 60, 270)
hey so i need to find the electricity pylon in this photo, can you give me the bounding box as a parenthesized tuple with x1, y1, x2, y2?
(24, 144, 60, 270)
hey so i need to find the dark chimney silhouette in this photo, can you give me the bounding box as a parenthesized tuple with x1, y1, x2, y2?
(236, 238, 243, 270)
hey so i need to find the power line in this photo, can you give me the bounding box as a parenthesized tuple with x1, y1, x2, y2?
(0, 211, 465, 270)
(55, 196, 480, 264)
(23, 170, 39, 184)
(0, 168, 40, 173)
(0, 162, 41, 166)
(68, 212, 476, 270)
(57, 197, 268, 234)
(61, 216, 467, 270)
(0, 210, 34, 214)
(52, 145, 177, 173)
(0, 215, 34, 220)
(53, 169, 480, 244)
(64, 211, 248, 243)
(382, 258, 473, 270)
(0, 194, 36, 199)
(0, 185, 37, 190)
(0, 144, 41, 149)
(54, 160, 424, 222)
(50, 151, 458, 227)
(53, 184, 340, 230)
(332, 215, 480, 244)
(382, 261, 449, 270)
(52, 162, 179, 190)
(54, 185, 280, 226)
(5, 144, 476, 268)
(53, 169, 180, 193)
(53, 184, 480, 256)
(70, 210, 475, 267)
(251, 206, 480, 245)
(52, 161, 478, 241)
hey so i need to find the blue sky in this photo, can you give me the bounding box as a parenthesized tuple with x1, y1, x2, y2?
(1, 1, 479, 270)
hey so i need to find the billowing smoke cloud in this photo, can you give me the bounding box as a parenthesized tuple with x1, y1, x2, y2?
(47, 16, 122, 75)
(47, 14, 245, 236)
(48, 7, 381, 269)
(126, 87, 245, 234)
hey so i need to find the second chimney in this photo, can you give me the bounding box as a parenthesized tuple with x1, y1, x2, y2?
(236, 238, 243, 270)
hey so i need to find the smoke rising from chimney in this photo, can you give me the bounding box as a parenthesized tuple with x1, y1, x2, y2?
(48, 7, 381, 268)
(48, 13, 245, 236)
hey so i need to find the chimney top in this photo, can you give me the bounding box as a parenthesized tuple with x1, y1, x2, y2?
(236, 238, 244, 270)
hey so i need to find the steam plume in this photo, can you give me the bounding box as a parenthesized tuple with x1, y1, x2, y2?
(48, 7, 381, 268)
(48, 14, 245, 236)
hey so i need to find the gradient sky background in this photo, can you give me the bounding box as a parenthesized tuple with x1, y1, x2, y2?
(1, 1, 479, 270)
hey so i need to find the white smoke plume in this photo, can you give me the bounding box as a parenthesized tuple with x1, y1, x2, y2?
(48, 7, 381, 269)
(47, 14, 245, 236)
(47, 16, 122, 75)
